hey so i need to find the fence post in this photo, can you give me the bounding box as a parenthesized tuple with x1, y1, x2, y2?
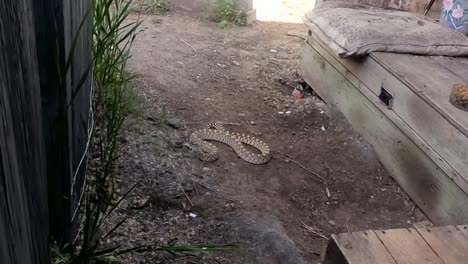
(0, 0, 49, 263)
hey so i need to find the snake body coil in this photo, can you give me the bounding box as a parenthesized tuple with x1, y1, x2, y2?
(190, 123, 272, 165)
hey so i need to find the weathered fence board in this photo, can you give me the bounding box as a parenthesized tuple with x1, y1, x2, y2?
(33, 0, 93, 244)
(0, 0, 49, 263)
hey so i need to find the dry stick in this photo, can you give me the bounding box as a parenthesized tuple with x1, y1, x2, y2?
(285, 33, 307, 41)
(178, 36, 197, 52)
(168, 161, 194, 207)
(345, 216, 351, 233)
(276, 152, 325, 182)
(301, 221, 328, 240)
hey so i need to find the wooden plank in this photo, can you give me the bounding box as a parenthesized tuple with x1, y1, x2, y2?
(306, 35, 468, 195)
(372, 53, 468, 184)
(0, 1, 49, 263)
(455, 225, 468, 238)
(67, 0, 93, 240)
(33, 0, 93, 243)
(375, 228, 443, 264)
(323, 232, 397, 264)
(299, 43, 468, 225)
(416, 226, 468, 263)
(372, 52, 468, 134)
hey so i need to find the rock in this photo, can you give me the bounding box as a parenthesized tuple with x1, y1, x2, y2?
(166, 118, 183, 129)
(250, 121, 256, 125)
(328, 220, 336, 226)
(270, 49, 278, 53)
(232, 60, 241, 66)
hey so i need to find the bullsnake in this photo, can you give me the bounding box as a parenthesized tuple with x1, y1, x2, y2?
(190, 123, 272, 164)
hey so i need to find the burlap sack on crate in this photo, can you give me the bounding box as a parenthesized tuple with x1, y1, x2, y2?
(303, 2, 468, 58)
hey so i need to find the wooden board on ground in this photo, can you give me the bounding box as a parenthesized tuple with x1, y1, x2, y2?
(324, 232, 397, 264)
(324, 225, 468, 264)
(415, 225, 468, 263)
(299, 41, 468, 225)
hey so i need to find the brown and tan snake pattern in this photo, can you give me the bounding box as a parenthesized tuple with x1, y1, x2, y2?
(190, 123, 272, 165)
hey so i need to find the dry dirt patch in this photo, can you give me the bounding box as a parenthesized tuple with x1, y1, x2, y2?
(103, 4, 427, 263)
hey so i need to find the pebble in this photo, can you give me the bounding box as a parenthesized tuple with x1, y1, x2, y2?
(250, 121, 256, 125)
(285, 111, 292, 114)
(328, 220, 336, 226)
(278, 111, 285, 115)
(270, 49, 278, 53)
(189, 213, 197, 218)
(202, 167, 210, 172)
(232, 60, 240, 66)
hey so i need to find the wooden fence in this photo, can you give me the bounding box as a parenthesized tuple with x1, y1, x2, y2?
(0, 0, 92, 263)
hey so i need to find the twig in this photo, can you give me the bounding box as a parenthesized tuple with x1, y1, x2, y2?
(301, 221, 328, 240)
(168, 160, 194, 207)
(345, 216, 351, 233)
(276, 152, 325, 182)
(285, 33, 307, 41)
(178, 36, 197, 52)
(191, 179, 219, 194)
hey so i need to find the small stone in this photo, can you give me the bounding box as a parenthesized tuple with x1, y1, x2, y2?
(202, 167, 210, 172)
(285, 111, 292, 114)
(270, 49, 278, 53)
(232, 60, 240, 66)
(278, 111, 285, 115)
(263, 97, 268, 101)
(189, 213, 197, 218)
(328, 220, 336, 226)
(166, 118, 183, 129)
(217, 63, 226, 68)
(250, 121, 256, 125)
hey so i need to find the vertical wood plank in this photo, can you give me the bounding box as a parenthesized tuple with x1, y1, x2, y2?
(0, 0, 49, 263)
(33, 0, 93, 244)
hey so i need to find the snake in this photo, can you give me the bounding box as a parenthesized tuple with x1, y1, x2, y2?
(189, 122, 272, 165)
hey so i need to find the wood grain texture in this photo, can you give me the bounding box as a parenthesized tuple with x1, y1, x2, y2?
(416, 226, 468, 263)
(33, 0, 92, 243)
(306, 34, 468, 195)
(375, 228, 443, 264)
(324, 232, 397, 264)
(324, 225, 468, 264)
(0, 0, 49, 263)
(299, 42, 468, 225)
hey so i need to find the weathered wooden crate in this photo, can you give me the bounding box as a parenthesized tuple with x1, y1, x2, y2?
(299, 31, 468, 225)
(323, 225, 468, 263)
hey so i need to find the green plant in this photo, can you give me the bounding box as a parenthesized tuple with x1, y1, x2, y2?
(234, 10, 247, 26)
(218, 0, 247, 28)
(219, 0, 235, 22)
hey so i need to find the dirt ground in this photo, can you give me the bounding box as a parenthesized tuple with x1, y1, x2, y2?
(104, 2, 428, 263)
